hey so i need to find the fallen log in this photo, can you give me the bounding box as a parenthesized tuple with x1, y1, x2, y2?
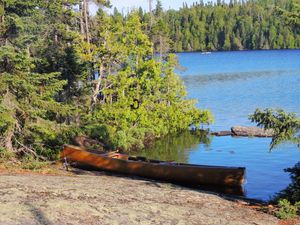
(211, 131, 233, 136)
(211, 126, 274, 137)
(231, 126, 274, 137)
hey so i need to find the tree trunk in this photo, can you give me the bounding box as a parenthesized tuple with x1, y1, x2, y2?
(148, 0, 153, 30)
(167, 83, 170, 106)
(83, 0, 91, 54)
(136, 54, 139, 69)
(0, 14, 3, 26)
(79, 2, 85, 35)
(91, 65, 103, 112)
(54, 34, 58, 43)
(159, 34, 163, 62)
(0, 2, 6, 46)
(4, 130, 14, 153)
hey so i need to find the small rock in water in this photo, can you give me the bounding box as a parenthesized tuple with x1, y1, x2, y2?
(211, 131, 233, 136)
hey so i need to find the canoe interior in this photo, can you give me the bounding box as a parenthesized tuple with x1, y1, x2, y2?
(61, 145, 246, 188)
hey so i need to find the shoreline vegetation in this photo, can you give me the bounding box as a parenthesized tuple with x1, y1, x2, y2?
(173, 48, 300, 54)
(141, 0, 300, 53)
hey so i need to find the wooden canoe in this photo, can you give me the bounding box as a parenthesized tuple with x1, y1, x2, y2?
(61, 145, 246, 187)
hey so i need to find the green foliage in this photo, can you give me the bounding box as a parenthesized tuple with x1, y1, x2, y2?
(250, 108, 300, 149)
(274, 162, 300, 205)
(82, 11, 212, 151)
(0, 46, 74, 159)
(0, 0, 79, 160)
(0, 147, 14, 161)
(276, 0, 300, 27)
(140, 0, 300, 52)
(20, 155, 50, 170)
(275, 199, 300, 219)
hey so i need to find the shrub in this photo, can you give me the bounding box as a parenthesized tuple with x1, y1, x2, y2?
(21, 156, 50, 171)
(0, 147, 14, 162)
(276, 199, 300, 219)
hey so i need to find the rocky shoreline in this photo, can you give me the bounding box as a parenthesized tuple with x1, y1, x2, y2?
(0, 168, 280, 225)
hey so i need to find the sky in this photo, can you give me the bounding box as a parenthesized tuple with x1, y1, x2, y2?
(90, 0, 198, 15)
(109, 0, 195, 11)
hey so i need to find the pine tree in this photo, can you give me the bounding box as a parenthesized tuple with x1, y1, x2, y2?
(146, 0, 299, 52)
(0, 0, 74, 159)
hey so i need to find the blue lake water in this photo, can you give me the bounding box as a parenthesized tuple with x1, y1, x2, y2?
(142, 50, 300, 201)
(179, 50, 300, 130)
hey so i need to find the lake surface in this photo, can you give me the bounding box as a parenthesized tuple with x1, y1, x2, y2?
(140, 50, 300, 201)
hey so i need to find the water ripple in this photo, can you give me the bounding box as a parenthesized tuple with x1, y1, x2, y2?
(181, 70, 300, 86)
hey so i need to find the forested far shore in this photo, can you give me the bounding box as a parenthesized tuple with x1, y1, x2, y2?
(137, 0, 300, 53)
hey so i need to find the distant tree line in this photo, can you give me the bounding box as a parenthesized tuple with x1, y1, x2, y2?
(135, 0, 300, 53)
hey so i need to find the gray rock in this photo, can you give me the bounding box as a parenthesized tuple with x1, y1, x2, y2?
(0, 174, 279, 225)
(231, 126, 274, 137)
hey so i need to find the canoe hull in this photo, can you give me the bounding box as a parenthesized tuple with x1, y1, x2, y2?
(61, 145, 245, 187)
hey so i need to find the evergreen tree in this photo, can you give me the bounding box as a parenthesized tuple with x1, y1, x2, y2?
(84, 11, 212, 150)
(0, 0, 74, 159)
(141, 0, 300, 52)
